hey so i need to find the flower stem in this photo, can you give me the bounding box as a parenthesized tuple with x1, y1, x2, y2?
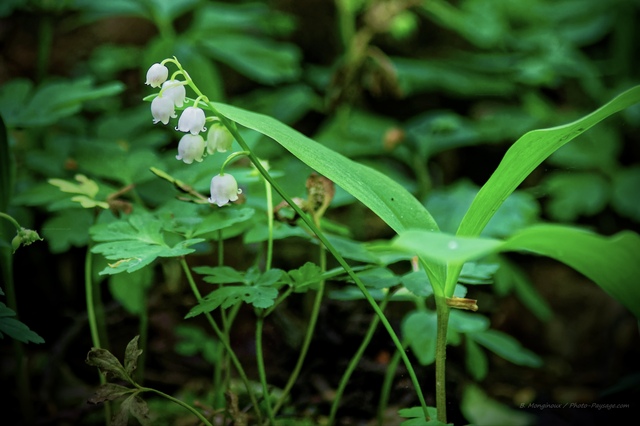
(179, 257, 263, 423)
(255, 314, 276, 424)
(435, 296, 451, 423)
(329, 290, 393, 425)
(139, 387, 213, 426)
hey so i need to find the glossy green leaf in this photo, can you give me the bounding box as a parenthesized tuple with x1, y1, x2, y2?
(109, 268, 152, 315)
(458, 85, 640, 238)
(212, 102, 439, 235)
(464, 337, 488, 381)
(194, 266, 246, 284)
(402, 310, 438, 366)
(392, 224, 640, 317)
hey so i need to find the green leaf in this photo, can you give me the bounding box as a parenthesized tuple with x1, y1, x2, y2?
(458, 85, 640, 238)
(461, 384, 534, 426)
(174, 324, 220, 364)
(398, 406, 450, 426)
(201, 35, 301, 85)
(401, 271, 433, 297)
(543, 172, 609, 221)
(195, 266, 246, 284)
(0, 112, 11, 211)
(88, 383, 134, 404)
(41, 209, 94, 253)
(0, 78, 124, 128)
(164, 207, 255, 239)
(211, 102, 439, 235)
(109, 268, 152, 315)
(612, 166, 640, 221)
(465, 337, 488, 381)
(392, 224, 640, 318)
(124, 335, 143, 378)
(495, 258, 553, 322)
(90, 213, 204, 274)
(287, 262, 324, 290)
(0, 302, 44, 344)
(402, 310, 438, 366)
(127, 393, 151, 426)
(448, 310, 490, 333)
(85, 347, 131, 383)
(471, 329, 542, 368)
(185, 285, 279, 318)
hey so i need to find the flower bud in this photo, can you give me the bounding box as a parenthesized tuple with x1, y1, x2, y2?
(176, 107, 207, 135)
(176, 134, 206, 164)
(161, 80, 186, 107)
(151, 95, 177, 124)
(208, 173, 242, 207)
(206, 123, 234, 154)
(145, 63, 169, 88)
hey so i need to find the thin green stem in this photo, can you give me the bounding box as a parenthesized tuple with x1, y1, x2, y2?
(329, 290, 393, 425)
(36, 14, 53, 82)
(0, 212, 21, 230)
(177, 60, 428, 420)
(139, 387, 213, 426)
(136, 304, 149, 384)
(84, 245, 111, 423)
(377, 347, 403, 426)
(264, 177, 274, 271)
(435, 297, 451, 423)
(179, 258, 263, 423)
(255, 314, 276, 425)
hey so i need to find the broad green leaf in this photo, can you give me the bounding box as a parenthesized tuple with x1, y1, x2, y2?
(211, 102, 439, 235)
(471, 329, 542, 368)
(543, 172, 609, 221)
(461, 384, 534, 426)
(458, 85, 640, 238)
(402, 310, 437, 366)
(163, 207, 255, 239)
(612, 166, 640, 221)
(392, 224, 640, 318)
(464, 337, 488, 381)
(0, 302, 44, 344)
(398, 406, 449, 426)
(287, 262, 324, 290)
(0, 78, 124, 128)
(448, 310, 490, 334)
(495, 258, 552, 322)
(42, 209, 94, 253)
(401, 270, 433, 297)
(109, 268, 152, 315)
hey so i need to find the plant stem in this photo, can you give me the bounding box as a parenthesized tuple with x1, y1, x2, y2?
(377, 347, 403, 426)
(255, 314, 276, 424)
(140, 387, 213, 426)
(329, 290, 393, 425)
(84, 245, 112, 423)
(179, 257, 263, 423)
(434, 296, 451, 423)
(264, 177, 274, 271)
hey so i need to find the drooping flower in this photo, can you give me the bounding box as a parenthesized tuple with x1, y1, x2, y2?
(151, 95, 177, 124)
(208, 173, 242, 207)
(145, 63, 168, 88)
(161, 80, 186, 107)
(176, 107, 206, 135)
(206, 123, 234, 154)
(176, 134, 206, 164)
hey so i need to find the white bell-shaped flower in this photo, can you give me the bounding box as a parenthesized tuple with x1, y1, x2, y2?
(176, 107, 207, 135)
(208, 173, 242, 207)
(145, 63, 168, 88)
(161, 80, 186, 107)
(206, 123, 234, 154)
(151, 95, 176, 124)
(176, 134, 206, 164)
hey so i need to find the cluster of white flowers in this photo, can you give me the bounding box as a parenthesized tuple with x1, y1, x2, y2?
(146, 62, 241, 207)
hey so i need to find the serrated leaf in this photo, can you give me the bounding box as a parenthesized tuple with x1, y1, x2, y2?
(128, 393, 151, 426)
(401, 271, 434, 297)
(49, 174, 100, 198)
(124, 336, 143, 377)
(195, 266, 246, 284)
(186, 285, 279, 318)
(90, 213, 204, 274)
(287, 262, 324, 290)
(88, 383, 134, 404)
(109, 268, 152, 315)
(85, 347, 131, 383)
(398, 406, 450, 426)
(0, 302, 44, 344)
